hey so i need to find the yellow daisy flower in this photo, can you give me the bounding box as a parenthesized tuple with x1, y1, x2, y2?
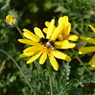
(43, 16, 78, 41)
(79, 25, 95, 67)
(6, 15, 18, 26)
(18, 18, 76, 71)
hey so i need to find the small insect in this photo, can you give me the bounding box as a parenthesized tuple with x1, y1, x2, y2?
(39, 38, 55, 50)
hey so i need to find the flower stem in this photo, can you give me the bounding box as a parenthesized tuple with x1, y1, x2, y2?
(47, 59, 53, 95)
(72, 48, 94, 76)
(0, 49, 34, 92)
(16, 25, 25, 39)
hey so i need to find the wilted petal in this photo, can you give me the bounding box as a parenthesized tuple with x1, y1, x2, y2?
(39, 52, 47, 64)
(49, 55, 59, 71)
(79, 46, 95, 54)
(23, 29, 39, 41)
(34, 27, 44, 38)
(26, 52, 42, 64)
(52, 50, 71, 61)
(80, 36, 95, 44)
(89, 54, 95, 67)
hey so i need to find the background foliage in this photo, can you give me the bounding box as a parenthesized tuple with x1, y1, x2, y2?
(0, 0, 95, 95)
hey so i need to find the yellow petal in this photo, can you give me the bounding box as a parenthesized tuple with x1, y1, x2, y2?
(61, 40, 76, 49)
(46, 19, 55, 39)
(52, 50, 71, 61)
(89, 25, 95, 33)
(58, 16, 68, 25)
(19, 53, 28, 57)
(62, 43, 76, 49)
(68, 35, 78, 41)
(80, 36, 95, 44)
(49, 55, 59, 71)
(55, 40, 66, 49)
(56, 40, 69, 45)
(43, 28, 48, 34)
(79, 46, 95, 54)
(18, 39, 39, 45)
(45, 21, 50, 27)
(23, 28, 39, 41)
(23, 45, 41, 53)
(55, 40, 76, 49)
(50, 23, 64, 40)
(26, 52, 42, 64)
(61, 40, 73, 45)
(89, 54, 95, 67)
(19, 52, 35, 57)
(66, 23, 71, 34)
(39, 52, 47, 64)
(34, 27, 44, 38)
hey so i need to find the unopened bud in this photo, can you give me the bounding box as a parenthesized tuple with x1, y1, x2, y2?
(6, 15, 18, 26)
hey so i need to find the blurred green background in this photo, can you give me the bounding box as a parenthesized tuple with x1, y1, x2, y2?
(0, 0, 95, 95)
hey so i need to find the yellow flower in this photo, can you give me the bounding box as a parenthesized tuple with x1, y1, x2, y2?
(43, 16, 78, 41)
(6, 15, 18, 26)
(79, 25, 95, 67)
(18, 18, 76, 71)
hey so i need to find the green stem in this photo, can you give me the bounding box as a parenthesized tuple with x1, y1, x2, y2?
(72, 48, 94, 76)
(47, 59, 53, 95)
(0, 49, 34, 92)
(16, 25, 25, 39)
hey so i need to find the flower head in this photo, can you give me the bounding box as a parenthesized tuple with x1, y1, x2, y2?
(6, 15, 18, 26)
(43, 16, 78, 41)
(18, 18, 76, 71)
(79, 25, 95, 67)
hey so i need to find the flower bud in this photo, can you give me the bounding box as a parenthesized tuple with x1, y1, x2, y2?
(6, 15, 18, 26)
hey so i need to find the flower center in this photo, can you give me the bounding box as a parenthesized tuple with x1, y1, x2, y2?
(58, 27, 69, 40)
(40, 45, 51, 53)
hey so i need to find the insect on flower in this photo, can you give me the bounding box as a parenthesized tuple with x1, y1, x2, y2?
(39, 38, 55, 50)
